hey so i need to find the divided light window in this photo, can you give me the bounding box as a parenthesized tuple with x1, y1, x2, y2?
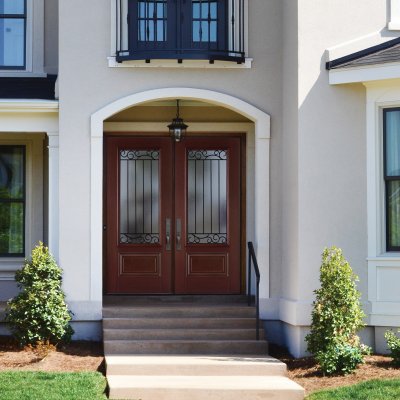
(0, 146, 25, 257)
(0, 0, 26, 69)
(117, 0, 245, 63)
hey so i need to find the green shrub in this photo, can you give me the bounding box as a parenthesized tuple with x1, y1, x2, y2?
(306, 246, 368, 375)
(5, 242, 74, 346)
(385, 329, 400, 366)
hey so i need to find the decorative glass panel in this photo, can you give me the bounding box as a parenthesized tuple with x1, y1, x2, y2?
(388, 181, 400, 248)
(386, 110, 400, 177)
(192, 0, 218, 43)
(0, 146, 25, 256)
(138, 0, 167, 42)
(119, 150, 160, 244)
(187, 150, 227, 244)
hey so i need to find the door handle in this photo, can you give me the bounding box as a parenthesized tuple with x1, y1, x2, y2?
(166, 218, 171, 251)
(176, 218, 182, 250)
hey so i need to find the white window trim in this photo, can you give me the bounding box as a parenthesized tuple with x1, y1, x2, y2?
(389, 0, 400, 30)
(108, 0, 252, 69)
(0, 0, 45, 77)
(365, 80, 400, 326)
(0, 134, 44, 280)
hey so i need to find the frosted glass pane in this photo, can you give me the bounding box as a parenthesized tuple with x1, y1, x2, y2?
(187, 150, 227, 244)
(119, 150, 159, 244)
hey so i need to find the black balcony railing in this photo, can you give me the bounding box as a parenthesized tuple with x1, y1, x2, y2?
(115, 0, 245, 64)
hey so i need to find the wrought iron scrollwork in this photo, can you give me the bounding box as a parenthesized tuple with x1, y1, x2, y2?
(188, 150, 227, 160)
(187, 233, 227, 244)
(120, 150, 160, 161)
(120, 233, 160, 244)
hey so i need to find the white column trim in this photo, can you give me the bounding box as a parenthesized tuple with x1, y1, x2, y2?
(47, 131, 59, 262)
(90, 88, 271, 302)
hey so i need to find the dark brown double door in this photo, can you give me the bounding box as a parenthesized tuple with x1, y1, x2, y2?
(105, 135, 241, 294)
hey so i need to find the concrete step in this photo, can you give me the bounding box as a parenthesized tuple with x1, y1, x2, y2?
(103, 305, 256, 318)
(108, 375, 305, 400)
(104, 339, 268, 355)
(103, 317, 259, 329)
(105, 355, 287, 376)
(104, 295, 250, 306)
(104, 328, 265, 341)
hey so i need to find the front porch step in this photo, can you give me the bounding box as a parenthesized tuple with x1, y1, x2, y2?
(103, 317, 260, 329)
(102, 305, 256, 318)
(107, 375, 305, 400)
(104, 339, 269, 355)
(105, 355, 287, 376)
(103, 297, 304, 399)
(104, 328, 265, 341)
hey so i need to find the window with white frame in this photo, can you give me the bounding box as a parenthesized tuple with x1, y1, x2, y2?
(0, 0, 26, 69)
(0, 145, 25, 256)
(383, 108, 400, 251)
(0, 0, 45, 75)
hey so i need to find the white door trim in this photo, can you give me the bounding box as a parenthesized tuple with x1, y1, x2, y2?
(90, 88, 271, 312)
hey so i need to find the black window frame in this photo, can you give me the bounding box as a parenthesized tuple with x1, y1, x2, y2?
(123, 0, 239, 62)
(0, 0, 27, 70)
(383, 107, 400, 252)
(0, 145, 26, 257)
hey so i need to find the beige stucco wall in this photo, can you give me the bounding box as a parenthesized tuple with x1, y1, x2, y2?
(55, 0, 398, 352)
(276, 0, 390, 356)
(57, 0, 283, 319)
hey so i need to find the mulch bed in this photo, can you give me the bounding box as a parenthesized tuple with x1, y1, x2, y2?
(269, 344, 400, 394)
(0, 337, 399, 395)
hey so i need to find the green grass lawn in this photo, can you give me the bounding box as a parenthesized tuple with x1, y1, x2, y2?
(307, 379, 400, 400)
(0, 371, 107, 400)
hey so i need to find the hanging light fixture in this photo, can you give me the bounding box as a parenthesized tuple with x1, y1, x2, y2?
(168, 99, 188, 142)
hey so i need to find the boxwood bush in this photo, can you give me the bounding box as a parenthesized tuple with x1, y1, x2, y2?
(385, 329, 400, 366)
(306, 247, 369, 375)
(5, 242, 74, 346)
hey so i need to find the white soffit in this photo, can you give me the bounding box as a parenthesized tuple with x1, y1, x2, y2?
(329, 62, 400, 85)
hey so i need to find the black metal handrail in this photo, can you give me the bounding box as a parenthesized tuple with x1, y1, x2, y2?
(115, 0, 246, 64)
(247, 242, 260, 340)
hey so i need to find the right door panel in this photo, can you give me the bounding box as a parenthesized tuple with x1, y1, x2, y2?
(174, 137, 241, 294)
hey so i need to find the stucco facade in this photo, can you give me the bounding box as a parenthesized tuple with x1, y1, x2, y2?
(0, 0, 400, 357)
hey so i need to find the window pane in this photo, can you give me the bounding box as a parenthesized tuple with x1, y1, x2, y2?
(119, 150, 160, 245)
(0, 0, 25, 15)
(0, 18, 25, 67)
(0, 202, 23, 255)
(388, 180, 400, 248)
(187, 150, 227, 245)
(0, 146, 24, 199)
(386, 110, 400, 177)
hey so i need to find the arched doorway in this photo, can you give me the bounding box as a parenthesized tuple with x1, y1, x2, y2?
(90, 89, 270, 301)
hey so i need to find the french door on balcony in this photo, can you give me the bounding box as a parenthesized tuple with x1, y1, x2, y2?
(127, 0, 228, 60)
(105, 135, 241, 294)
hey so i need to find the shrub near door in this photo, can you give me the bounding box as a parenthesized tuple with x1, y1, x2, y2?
(306, 247, 370, 375)
(5, 242, 74, 346)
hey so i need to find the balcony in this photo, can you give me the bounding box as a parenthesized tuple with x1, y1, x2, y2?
(115, 0, 246, 64)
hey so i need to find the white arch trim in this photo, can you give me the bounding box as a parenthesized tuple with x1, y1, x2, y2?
(90, 88, 271, 315)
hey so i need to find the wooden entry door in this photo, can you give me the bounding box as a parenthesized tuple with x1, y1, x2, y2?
(105, 136, 241, 294)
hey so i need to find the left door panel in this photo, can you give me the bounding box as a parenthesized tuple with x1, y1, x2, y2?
(105, 136, 173, 294)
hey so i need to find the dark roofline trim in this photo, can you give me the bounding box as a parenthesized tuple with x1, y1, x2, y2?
(326, 36, 400, 70)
